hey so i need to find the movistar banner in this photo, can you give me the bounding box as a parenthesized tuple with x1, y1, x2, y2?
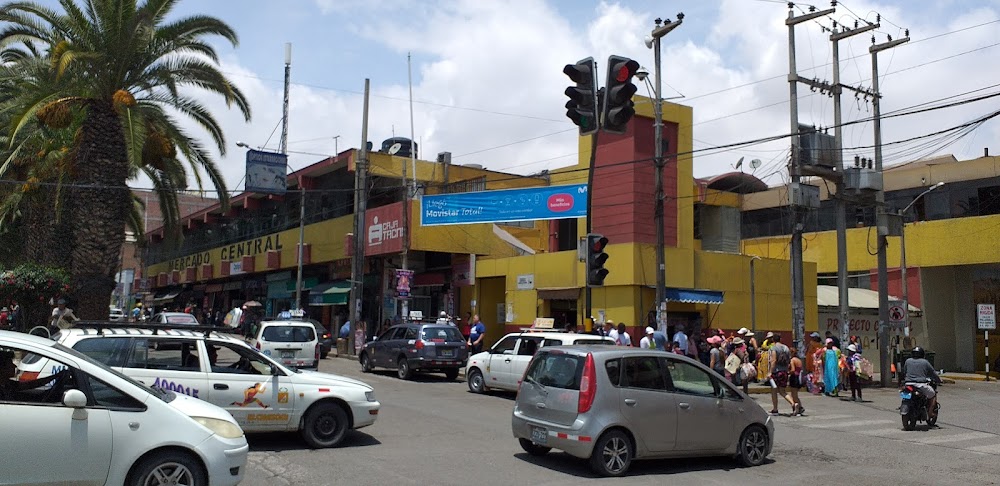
(420, 184, 588, 226)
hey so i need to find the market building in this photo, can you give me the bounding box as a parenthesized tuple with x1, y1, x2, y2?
(742, 153, 1000, 371)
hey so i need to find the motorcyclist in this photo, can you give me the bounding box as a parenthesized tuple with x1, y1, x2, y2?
(899, 346, 941, 420)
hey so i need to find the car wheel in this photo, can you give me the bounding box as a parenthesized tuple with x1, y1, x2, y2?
(128, 450, 206, 486)
(736, 424, 769, 467)
(444, 368, 459, 381)
(360, 353, 373, 373)
(589, 429, 632, 477)
(519, 438, 551, 456)
(301, 402, 349, 448)
(467, 368, 485, 393)
(397, 357, 412, 380)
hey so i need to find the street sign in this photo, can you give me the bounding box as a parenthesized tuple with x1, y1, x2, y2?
(978, 303, 996, 330)
(888, 300, 906, 329)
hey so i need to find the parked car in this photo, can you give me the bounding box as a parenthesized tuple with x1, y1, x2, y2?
(150, 312, 199, 326)
(359, 323, 468, 380)
(1, 330, 248, 486)
(466, 330, 614, 394)
(511, 346, 774, 477)
(51, 325, 379, 448)
(263, 318, 333, 359)
(108, 307, 125, 321)
(249, 320, 320, 369)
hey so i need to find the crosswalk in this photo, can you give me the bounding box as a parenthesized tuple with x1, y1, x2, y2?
(774, 412, 1000, 455)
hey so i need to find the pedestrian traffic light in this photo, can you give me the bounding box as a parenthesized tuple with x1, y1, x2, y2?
(586, 233, 610, 286)
(563, 57, 598, 136)
(601, 55, 640, 134)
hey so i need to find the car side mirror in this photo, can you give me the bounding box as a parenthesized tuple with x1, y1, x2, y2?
(270, 365, 281, 376)
(63, 389, 89, 420)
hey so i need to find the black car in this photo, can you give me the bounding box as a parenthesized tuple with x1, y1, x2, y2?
(359, 323, 468, 380)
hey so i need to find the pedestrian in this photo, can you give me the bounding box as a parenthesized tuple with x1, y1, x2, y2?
(846, 344, 863, 401)
(603, 320, 619, 342)
(697, 338, 711, 366)
(130, 302, 143, 322)
(744, 330, 758, 366)
(825, 330, 841, 350)
(725, 337, 748, 393)
(639, 327, 656, 349)
(708, 335, 726, 376)
(50, 298, 79, 331)
(766, 333, 796, 415)
(822, 338, 842, 397)
(468, 314, 486, 353)
(339, 317, 351, 339)
(756, 331, 774, 382)
(788, 352, 805, 415)
(615, 323, 631, 346)
(672, 325, 689, 357)
(652, 329, 668, 351)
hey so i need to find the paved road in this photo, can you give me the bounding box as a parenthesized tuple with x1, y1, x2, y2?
(240, 357, 1000, 486)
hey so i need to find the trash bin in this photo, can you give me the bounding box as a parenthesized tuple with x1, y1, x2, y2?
(336, 338, 348, 355)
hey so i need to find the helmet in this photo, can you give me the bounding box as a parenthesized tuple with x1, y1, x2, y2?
(911, 346, 925, 359)
(439, 311, 448, 318)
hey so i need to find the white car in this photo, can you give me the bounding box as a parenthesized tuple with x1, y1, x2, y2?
(109, 307, 126, 321)
(465, 330, 615, 393)
(249, 320, 320, 370)
(54, 325, 380, 448)
(0, 330, 248, 486)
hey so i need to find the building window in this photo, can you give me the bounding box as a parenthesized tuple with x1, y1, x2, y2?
(444, 177, 486, 194)
(555, 218, 578, 252)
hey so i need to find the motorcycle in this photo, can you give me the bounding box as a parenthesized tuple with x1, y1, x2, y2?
(899, 381, 940, 430)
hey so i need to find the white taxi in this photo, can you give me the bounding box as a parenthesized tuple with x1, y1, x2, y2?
(1, 330, 248, 486)
(465, 330, 614, 393)
(53, 324, 380, 448)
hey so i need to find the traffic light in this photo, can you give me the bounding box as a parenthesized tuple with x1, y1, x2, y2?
(563, 57, 598, 136)
(586, 233, 610, 286)
(601, 55, 640, 134)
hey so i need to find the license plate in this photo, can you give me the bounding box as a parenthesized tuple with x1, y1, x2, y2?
(900, 392, 912, 399)
(531, 426, 548, 445)
(439, 349, 454, 357)
(280, 351, 295, 359)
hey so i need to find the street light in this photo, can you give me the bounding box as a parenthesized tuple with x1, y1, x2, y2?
(899, 181, 944, 343)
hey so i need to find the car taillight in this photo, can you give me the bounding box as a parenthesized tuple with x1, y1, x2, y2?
(315, 343, 320, 362)
(517, 362, 531, 395)
(904, 385, 915, 392)
(415, 340, 425, 350)
(578, 353, 596, 413)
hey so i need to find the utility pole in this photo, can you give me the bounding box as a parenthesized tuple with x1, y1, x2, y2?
(647, 15, 683, 334)
(279, 43, 306, 313)
(831, 20, 878, 346)
(400, 53, 417, 324)
(349, 79, 371, 355)
(871, 34, 909, 387)
(786, 5, 835, 358)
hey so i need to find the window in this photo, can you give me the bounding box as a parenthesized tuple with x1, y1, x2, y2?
(85, 374, 144, 410)
(262, 325, 316, 343)
(422, 327, 463, 342)
(126, 339, 200, 371)
(517, 337, 542, 356)
(208, 344, 272, 375)
(386, 327, 406, 341)
(665, 359, 717, 397)
(572, 338, 613, 346)
(402, 327, 419, 340)
(164, 314, 198, 325)
(622, 356, 667, 390)
(605, 358, 622, 387)
(525, 352, 583, 390)
(555, 218, 578, 252)
(0, 346, 75, 404)
(492, 336, 518, 354)
(72, 338, 130, 368)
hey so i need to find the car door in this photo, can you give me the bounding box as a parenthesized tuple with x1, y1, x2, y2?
(386, 327, 412, 366)
(485, 335, 518, 389)
(508, 336, 543, 389)
(122, 336, 210, 400)
(663, 357, 734, 452)
(616, 356, 677, 454)
(206, 342, 293, 431)
(374, 327, 403, 367)
(0, 346, 113, 486)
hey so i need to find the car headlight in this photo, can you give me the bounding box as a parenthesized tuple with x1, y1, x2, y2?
(192, 417, 245, 439)
(365, 390, 376, 402)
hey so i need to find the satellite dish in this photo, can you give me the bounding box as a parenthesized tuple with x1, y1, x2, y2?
(750, 158, 762, 169)
(388, 142, 403, 155)
(734, 156, 744, 170)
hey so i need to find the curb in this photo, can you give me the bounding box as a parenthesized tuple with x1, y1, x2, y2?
(941, 374, 995, 383)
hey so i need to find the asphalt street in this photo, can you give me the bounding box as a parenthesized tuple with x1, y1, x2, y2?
(240, 357, 1000, 486)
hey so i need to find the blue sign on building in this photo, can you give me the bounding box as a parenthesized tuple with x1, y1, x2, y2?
(245, 149, 288, 194)
(420, 184, 587, 226)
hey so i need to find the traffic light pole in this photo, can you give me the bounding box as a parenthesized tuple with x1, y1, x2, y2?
(584, 130, 599, 331)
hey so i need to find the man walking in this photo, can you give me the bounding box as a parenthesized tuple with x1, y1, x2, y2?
(766, 333, 797, 415)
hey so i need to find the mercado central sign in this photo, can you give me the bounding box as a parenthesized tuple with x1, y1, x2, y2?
(164, 233, 285, 272)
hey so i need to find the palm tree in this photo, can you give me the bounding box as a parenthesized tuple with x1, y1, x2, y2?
(0, 0, 251, 318)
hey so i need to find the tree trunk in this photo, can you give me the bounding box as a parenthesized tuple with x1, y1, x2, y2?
(21, 186, 73, 269)
(69, 101, 130, 319)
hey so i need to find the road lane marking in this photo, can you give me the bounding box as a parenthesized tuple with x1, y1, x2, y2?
(858, 427, 908, 437)
(911, 432, 994, 444)
(966, 443, 1000, 454)
(806, 419, 895, 429)
(781, 414, 854, 422)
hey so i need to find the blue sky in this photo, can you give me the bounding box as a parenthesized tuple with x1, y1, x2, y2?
(29, 1, 1000, 192)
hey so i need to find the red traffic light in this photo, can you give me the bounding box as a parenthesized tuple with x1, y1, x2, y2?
(590, 235, 609, 252)
(613, 59, 639, 82)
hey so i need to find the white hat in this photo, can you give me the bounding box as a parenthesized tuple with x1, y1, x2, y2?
(645, 326, 655, 335)
(439, 311, 448, 317)
(847, 344, 858, 352)
(737, 327, 749, 335)
(745, 331, 755, 337)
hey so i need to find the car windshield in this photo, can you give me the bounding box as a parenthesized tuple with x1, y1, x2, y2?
(572, 338, 613, 345)
(165, 314, 198, 324)
(421, 326, 464, 342)
(525, 352, 585, 390)
(52, 342, 173, 402)
(262, 325, 315, 342)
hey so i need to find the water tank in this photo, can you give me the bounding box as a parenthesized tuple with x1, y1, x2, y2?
(380, 137, 417, 158)
(463, 163, 483, 169)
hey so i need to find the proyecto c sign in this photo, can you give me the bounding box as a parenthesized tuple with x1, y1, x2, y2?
(420, 184, 588, 226)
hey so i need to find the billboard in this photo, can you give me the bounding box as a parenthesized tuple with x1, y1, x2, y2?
(245, 149, 288, 194)
(366, 202, 406, 256)
(420, 184, 587, 226)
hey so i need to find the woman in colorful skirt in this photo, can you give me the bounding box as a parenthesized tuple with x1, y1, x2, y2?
(822, 338, 841, 397)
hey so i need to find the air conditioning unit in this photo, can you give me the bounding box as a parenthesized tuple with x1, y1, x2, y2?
(843, 167, 883, 193)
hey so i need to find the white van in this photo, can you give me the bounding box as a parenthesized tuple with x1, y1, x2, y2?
(0, 330, 248, 486)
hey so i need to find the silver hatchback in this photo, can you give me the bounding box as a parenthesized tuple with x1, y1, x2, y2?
(511, 347, 774, 477)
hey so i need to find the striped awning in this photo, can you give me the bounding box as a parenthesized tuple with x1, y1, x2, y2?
(666, 288, 724, 305)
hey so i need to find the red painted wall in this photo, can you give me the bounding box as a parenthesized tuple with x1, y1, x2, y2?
(869, 267, 923, 308)
(590, 116, 679, 246)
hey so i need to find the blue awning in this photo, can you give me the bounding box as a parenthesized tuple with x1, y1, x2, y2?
(666, 288, 724, 305)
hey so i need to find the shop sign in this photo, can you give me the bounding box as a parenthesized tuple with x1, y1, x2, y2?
(421, 184, 587, 226)
(516, 274, 534, 290)
(366, 202, 405, 256)
(230, 261, 244, 275)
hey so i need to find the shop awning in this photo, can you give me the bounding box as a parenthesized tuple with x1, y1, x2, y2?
(286, 277, 320, 292)
(666, 288, 724, 305)
(151, 289, 182, 304)
(308, 281, 351, 306)
(816, 285, 921, 313)
(537, 287, 580, 301)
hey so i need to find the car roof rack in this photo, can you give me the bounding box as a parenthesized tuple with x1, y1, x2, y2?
(72, 321, 227, 338)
